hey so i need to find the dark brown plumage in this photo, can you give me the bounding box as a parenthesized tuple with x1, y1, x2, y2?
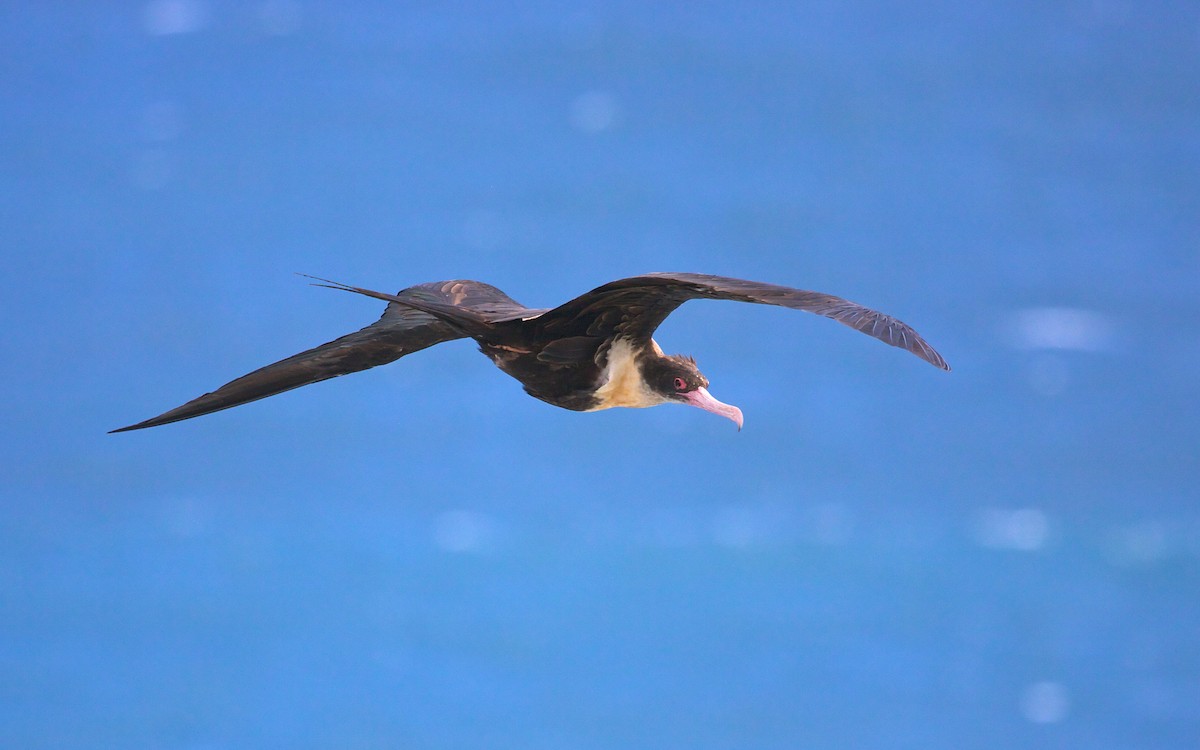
(111, 273, 949, 433)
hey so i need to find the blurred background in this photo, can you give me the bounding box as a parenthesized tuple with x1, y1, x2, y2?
(2, 2, 1198, 748)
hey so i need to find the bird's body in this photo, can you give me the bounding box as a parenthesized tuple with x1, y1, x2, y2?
(111, 273, 949, 433)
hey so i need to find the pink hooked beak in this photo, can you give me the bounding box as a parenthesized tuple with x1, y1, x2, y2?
(681, 386, 744, 430)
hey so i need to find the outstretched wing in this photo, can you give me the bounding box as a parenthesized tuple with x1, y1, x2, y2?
(396, 278, 545, 323)
(111, 280, 532, 432)
(534, 272, 950, 371)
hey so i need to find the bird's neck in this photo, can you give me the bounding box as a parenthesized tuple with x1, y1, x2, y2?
(587, 339, 668, 411)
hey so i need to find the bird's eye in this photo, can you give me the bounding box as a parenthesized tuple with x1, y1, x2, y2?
(673, 377, 687, 391)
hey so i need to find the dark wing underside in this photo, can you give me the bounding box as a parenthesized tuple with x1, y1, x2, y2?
(534, 272, 951, 371)
(111, 280, 532, 432)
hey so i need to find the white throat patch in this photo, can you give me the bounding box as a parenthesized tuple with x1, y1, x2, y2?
(587, 339, 670, 411)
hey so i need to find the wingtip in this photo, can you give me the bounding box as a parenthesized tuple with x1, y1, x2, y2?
(914, 340, 951, 372)
(109, 418, 162, 433)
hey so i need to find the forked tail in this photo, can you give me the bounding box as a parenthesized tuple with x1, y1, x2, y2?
(299, 274, 495, 337)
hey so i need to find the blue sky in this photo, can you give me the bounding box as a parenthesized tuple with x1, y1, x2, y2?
(2, 2, 1198, 748)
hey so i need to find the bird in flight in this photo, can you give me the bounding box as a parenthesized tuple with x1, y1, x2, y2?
(111, 272, 949, 433)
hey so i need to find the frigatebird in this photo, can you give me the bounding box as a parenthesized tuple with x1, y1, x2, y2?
(111, 273, 949, 433)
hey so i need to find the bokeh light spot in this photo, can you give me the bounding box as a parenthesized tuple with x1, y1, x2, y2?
(1006, 307, 1115, 352)
(433, 510, 494, 553)
(570, 91, 620, 133)
(1020, 681, 1070, 724)
(973, 508, 1049, 551)
(143, 0, 208, 36)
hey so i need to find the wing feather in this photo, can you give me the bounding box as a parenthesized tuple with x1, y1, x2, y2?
(111, 279, 533, 432)
(536, 272, 950, 370)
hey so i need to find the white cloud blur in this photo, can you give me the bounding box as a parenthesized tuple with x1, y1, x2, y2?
(143, 0, 208, 36)
(1005, 307, 1115, 352)
(972, 507, 1049, 551)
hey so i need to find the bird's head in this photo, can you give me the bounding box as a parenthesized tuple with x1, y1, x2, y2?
(644, 354, 744, 430)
